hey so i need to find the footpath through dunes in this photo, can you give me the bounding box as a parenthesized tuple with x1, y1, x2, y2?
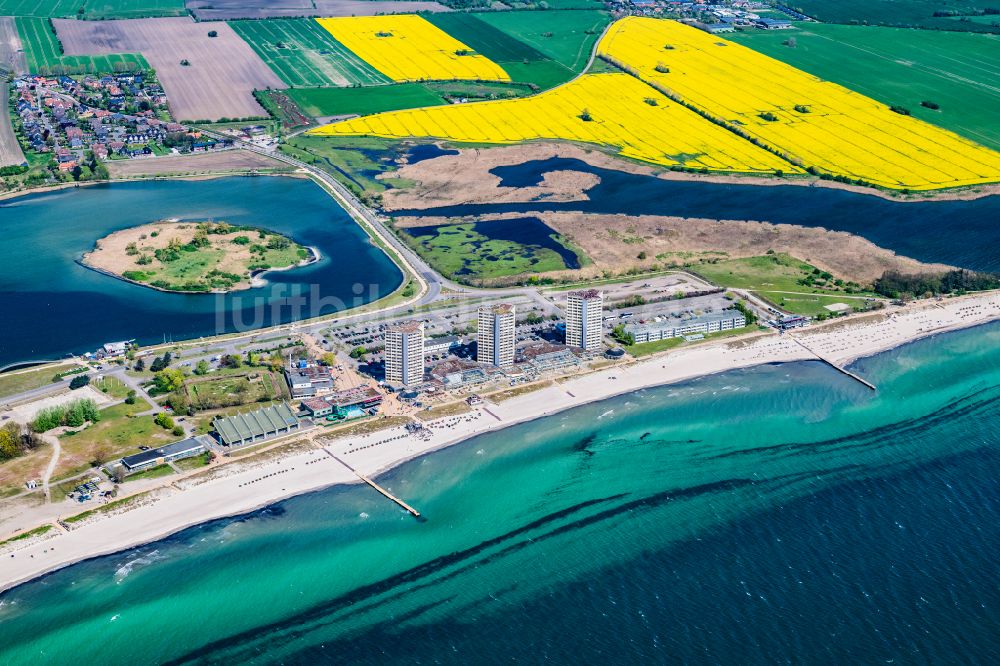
(598, 18, 1000, 191)
(310, 72, 794, 174)
(315, 15, 511, 83)
(52, 17, 283, 121)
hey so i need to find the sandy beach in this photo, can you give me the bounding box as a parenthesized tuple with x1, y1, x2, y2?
(2, 291, 998, 593)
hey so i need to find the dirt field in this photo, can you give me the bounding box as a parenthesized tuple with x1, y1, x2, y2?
(106, 149, 289, 178)
(0, 18, 27, 167)
(187, 0, 450, 20)
(527, 211, 951, 284)
(0, 16, 26, 74)
(53, 17, 284, 121)
(382, 144, 659, 211)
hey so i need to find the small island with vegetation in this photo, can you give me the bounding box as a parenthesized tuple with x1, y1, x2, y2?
(81, 221, 316, 293)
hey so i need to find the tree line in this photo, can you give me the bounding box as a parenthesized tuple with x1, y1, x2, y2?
(874, 269, 1000, 299)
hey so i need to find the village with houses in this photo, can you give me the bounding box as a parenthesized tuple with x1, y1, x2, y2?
(8, 70, 235, 183)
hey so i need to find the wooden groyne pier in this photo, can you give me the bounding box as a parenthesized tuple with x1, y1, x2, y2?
(327, 451, 422, 519)
(791, 338, 877, 391)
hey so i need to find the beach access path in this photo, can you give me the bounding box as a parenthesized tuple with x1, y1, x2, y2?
(1, 291, 998, 593)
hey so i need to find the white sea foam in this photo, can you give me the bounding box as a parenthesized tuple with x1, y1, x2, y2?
(114, 550, 166, 583)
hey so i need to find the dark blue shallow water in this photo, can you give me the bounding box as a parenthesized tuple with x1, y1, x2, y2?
(0, 177, 402, 366)
(393, 157, 1000, 271)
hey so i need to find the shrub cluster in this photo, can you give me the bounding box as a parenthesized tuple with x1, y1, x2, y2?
(32, 399, 101, 432)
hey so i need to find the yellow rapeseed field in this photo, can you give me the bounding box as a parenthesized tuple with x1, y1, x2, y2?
(310, 72, 795, 174)
(315, 15, 510, 82)
(598, 17, 1000, 190)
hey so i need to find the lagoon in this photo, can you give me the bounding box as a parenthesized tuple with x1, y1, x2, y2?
(394, 157, 1000, 271)
(0, 177, 402, 367)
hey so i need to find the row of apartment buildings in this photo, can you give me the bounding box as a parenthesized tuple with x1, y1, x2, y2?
(385, 290, 606, 387)
(385, 289, 604, 386)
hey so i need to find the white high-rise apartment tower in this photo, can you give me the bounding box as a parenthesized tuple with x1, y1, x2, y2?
(477, 303, 516, 367)
(565, 289, 604, 351)
(384, 321, 424, 386)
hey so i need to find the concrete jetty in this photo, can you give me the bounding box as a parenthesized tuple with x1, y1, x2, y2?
(791, 337, 877, 391)
(327, 451, 422, 519)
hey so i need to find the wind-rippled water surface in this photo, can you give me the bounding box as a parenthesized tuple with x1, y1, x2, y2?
(1, 323, 999, 665)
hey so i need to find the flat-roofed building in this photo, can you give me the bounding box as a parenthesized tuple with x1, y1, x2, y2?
(120, 437, 207, 473)
(477, 303, 516, 367)
(385, 320, 425, 387)
(300, 385, 383, 418)
(565, 289, 604, 351)
(213, 403, 302, 447)
(423, 335, 464, 357)
(284, 364, 334, 398)
(626, 310, 746, 344)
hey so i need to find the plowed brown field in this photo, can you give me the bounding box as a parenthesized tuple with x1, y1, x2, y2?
(54, 17, 283, 121)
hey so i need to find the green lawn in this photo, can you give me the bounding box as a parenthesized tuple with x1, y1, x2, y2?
(59, 402, 179, 457)
(188, 373, 276, 410)
(729, 24, 1000, 150)
(692, 254, 875, 316)
(787, 0, 1000, 33)
(286, 83, 446, 117)
(0, 363, 77, 399)
(16, 17, 148, 74)
(124, 463, 175, 482)
(402, 222, 575, 281)
(230, 19, 388, 87)
(173, 452, 213, 471)
(0, 0, 182, 17)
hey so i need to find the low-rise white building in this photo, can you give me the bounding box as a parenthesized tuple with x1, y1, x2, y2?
(626, 310, 746, 344)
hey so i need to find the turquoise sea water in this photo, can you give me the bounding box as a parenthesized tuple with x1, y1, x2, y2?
(1, 323, 999, 664)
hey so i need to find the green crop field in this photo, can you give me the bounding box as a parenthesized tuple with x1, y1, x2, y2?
(477, 10, 610, 70)
(16, 17, 148, 74)
(427, 12, 607, 89)
(532, 0, 606, 8)
(730, 24, 1000, 151)
(429, 13, 548, 62)
(788, 0, 1000, 33)
(81, 0, 185, 19)
(287, 83, 446, 117)
(230, 19, 389, 88)
(0, 0, 183, 18)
